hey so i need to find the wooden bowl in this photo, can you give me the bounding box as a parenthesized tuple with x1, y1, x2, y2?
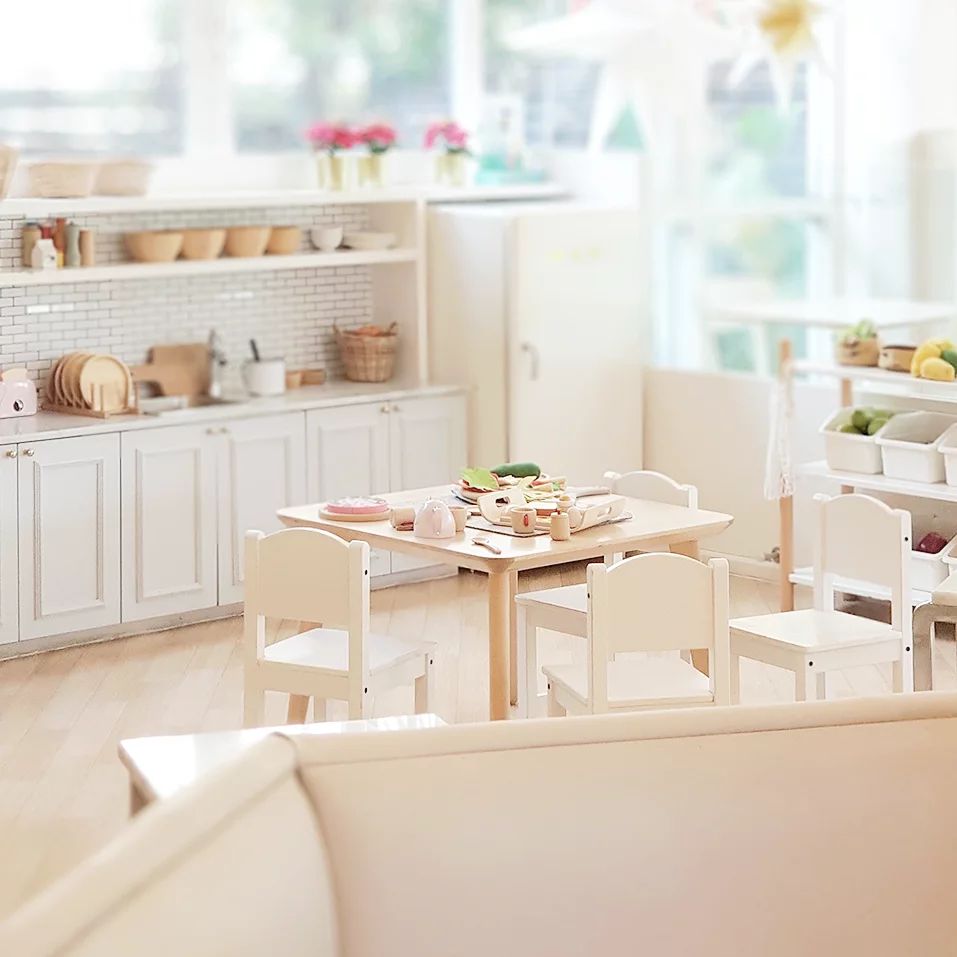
(124, 230, 184, 263)
(225, 226, 271, 258)
(266, 226, 301, 255)
(180, 228, 226, 261)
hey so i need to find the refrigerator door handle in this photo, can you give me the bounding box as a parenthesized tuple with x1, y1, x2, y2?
(520, 341, 540, 381)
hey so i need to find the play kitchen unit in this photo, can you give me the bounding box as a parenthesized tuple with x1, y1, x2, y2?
(0, 187, 526, 654)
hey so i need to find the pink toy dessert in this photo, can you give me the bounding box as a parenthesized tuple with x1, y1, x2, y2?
(323, 496, 390, 516)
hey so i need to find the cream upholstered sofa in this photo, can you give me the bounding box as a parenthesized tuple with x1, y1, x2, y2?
(6, 694, 957, 956)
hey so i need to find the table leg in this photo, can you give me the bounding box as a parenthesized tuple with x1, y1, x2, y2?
(509, 569, 519, 707)
(129, 782, 148, 816)
(669, 540, 709, 677)
(488, 569, 511, 720)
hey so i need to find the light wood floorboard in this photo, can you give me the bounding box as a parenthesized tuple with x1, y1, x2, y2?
(0, 566, 953, 917)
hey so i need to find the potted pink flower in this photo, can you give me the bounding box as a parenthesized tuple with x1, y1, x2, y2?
(424, 121, 471, 186)
(357, 123, 397, 188)
(305, 122, 357, 191)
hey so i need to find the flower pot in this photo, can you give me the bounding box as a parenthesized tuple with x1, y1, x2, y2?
(317, 153, 351, 191)
(436, 151, 468, 187)
(358, 153, 386, 188)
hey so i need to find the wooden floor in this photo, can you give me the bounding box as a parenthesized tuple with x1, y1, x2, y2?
(1, 564, 954, 918)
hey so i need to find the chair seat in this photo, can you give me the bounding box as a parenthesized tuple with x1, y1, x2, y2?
(265, 629, 429, 676)
(542, 656, 712, 709)
(932, 570, 957, 607)
(515, 583, 587, 613)
(730, 609, 899, 654)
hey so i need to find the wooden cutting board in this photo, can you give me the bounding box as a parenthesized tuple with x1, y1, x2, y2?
(130, 343, 210, 396)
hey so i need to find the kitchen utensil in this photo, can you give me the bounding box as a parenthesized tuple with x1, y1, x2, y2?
(0, 368, 37, 419)
(60, 352, 93, 406)
(27, 161, 98, 198)
(125, 230, 184, 263)
(509, 505, 537, 535)
(266, 225, 301, 255)
(21, 223, 40, 267)
(567, 497, 627, 532)
(95, 159, 154, 196)
(342, 231, 396, 251)
(242, 358, 286, 396)
(413, 500, 457, 539)
(390, 506, 417, 530)
(130, 343, 211, 397)
(449, 504, 469, 533)
(549, 511, 571, 541)
(224, 226, 271, 258)
(65, 223, 81, 268)
(180, 228, 226, 261)
(310, 226, 343, 252)
(478, 487, 525, 525)
(79, 355, 131, 413)
(318, 505, 390, 523)
(472, 535, 502, 555)
(79, 229, 95, 266)
(249, 339, 261, 361)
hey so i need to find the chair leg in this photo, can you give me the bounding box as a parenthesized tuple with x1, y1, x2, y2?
(794, 666, 809, 702)
(891, 659, 911, 694)
(414, 656, 432, 714)
(243, 681, 265, 729)
(313, 698, 328, 721)
(518, 606, 539, 719)
(816, 672, 827, 701)
(547, 683, 566, 717)
(286, 694, 310, 724)
(730, 653, 741, 704)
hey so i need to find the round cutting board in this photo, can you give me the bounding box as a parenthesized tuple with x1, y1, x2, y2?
(46, 357, 64, 404)
(79, 355, 130, 412)
(319, 497, 391, 522)
(60, 352, 93, 408)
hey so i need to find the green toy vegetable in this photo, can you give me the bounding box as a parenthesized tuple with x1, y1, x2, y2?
(491, 461, 541, 479)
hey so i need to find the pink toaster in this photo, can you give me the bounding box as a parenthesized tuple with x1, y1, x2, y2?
(0, 368, 38, 419)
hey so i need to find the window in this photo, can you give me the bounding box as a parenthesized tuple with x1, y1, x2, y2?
(0, 1, 183, 156)
(230, 0, 452, 151)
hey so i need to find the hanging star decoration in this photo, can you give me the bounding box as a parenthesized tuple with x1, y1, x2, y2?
(727, 0, 830, 110)
(507, 0, 739, 152)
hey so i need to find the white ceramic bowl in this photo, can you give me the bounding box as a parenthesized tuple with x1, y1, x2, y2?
(311, 226, 343, 252)
(343, 231, 396, 251)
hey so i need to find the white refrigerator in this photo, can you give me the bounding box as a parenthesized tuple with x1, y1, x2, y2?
(428, 202, 647, 485)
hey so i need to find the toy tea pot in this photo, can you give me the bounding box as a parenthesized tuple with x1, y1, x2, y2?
(0, 368, 37, 419)
(413, 499, 457, 539)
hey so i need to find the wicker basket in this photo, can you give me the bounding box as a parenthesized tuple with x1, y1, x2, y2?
(0, 146, 18, 200)
(336, 322, 398, 382)
(27, 162, 98, 198)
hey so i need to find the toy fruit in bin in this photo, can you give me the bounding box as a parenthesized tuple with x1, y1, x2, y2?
(835, 320, 879, 367)
(837, 407, 896, 436)
(916, 532, 949, 554)
(911, 337, 957, 379)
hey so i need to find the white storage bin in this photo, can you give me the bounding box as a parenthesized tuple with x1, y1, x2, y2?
(819, 407, 891, 474)
(875, 412, 957, 484)
(937, 424, 957, 487)
(913, 529, 957, 592)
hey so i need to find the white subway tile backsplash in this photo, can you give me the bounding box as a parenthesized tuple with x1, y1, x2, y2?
(0, 203, 377, 390)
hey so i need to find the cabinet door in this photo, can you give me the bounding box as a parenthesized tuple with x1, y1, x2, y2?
(306, 404, 391, 577)
(0, 447, 17, 644)
(122, 425, 218, 622)
(18, 434, 121, 641)
(389, 395, 467, 573)
(217, 413, 306, 605)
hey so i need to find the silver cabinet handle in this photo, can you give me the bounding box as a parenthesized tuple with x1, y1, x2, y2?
(22, 448, 34, 457)
(380, 404, 391, 414)
(4, 449, 16, 458)
(521, 342, 540, 381)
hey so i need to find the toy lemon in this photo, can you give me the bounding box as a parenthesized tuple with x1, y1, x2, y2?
(920, 356, 957, 381)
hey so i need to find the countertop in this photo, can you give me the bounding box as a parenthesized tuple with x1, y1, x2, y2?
(0, 381, 466, 445)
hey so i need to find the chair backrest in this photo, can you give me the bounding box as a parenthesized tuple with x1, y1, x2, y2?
(813, 493, 911, 634)
(586, 552, 730, 709)
(244, 528, 370, 681)
(604, 469, 698, 508)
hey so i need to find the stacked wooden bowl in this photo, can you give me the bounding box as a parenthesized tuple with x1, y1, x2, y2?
(46, 353, 135, 417)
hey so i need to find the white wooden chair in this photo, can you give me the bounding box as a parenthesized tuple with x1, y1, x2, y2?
(242, 527, 434, 726)
(543, 552, 731, 716)
(730, 494, 913, 702)
(516, 470, 699, 717)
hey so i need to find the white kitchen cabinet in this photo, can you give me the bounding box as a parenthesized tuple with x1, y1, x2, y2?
(388, 395, 467, 573)
(18, 433, 121, 641)
(306, 394, 467, 578)
(0, 447, 18, 644)
(217, 413, 306, 605)
(306, 402, 392, 577)
(121, 424, 218, 622)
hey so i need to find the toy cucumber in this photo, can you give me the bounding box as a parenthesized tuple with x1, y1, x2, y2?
(491, 461, 541, 479)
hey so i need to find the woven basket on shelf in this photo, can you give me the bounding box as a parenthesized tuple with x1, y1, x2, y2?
(0, 146, 18, 200)
(335, 321, 398, 383)
(27, 162, 98, 198)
